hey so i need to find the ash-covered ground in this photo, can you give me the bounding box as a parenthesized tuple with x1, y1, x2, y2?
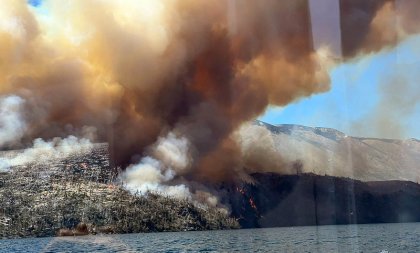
(0, 144, 238, 239)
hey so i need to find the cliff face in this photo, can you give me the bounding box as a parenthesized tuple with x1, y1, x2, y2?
(0, 144, 238, 239)
(226, 173, 420, 228)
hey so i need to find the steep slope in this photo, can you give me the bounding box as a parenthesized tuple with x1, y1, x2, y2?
(255, 121, 420, 182)
(225, 173, 420, 228)
(0, 144, 238, 239)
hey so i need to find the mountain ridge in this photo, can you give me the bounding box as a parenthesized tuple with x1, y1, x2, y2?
(252, 120, 420, 183)
(255, 120, 419, 142)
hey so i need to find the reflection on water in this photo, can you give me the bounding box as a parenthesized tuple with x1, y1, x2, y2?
(1, 223, 419, 253)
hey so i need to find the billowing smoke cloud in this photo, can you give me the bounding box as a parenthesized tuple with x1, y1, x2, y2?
(1, 0, 420, 198)
(339, 0, 420, 56)
(0, 96, 26, 147)
(122, 132, 192, 199)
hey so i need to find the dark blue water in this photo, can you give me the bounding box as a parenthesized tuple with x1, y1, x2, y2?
(1, 223, 419, 252)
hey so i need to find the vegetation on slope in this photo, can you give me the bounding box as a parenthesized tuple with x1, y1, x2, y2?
(0, 145, 238, 239)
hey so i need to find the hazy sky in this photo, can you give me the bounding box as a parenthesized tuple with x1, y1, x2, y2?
(259, 0, 420, 140)
(260, 34, 420, 139)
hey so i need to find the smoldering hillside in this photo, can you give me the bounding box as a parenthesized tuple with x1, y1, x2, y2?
(1, 124, 420, 234)
(0, 143, 238, 239)
(2, 0, 420, 201)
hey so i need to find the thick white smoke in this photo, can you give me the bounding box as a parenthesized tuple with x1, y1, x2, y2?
(0, 95, 26, 148)
(121, 123, 295, 205)
(121, 132, 192, 199)
(0, 136, 93, 171)
(121, 132, 223, 208)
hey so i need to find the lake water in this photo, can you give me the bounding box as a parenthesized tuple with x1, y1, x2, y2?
(1, 223, 419, 252)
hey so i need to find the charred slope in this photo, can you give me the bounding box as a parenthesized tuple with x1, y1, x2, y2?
(226, 173, 420, 228)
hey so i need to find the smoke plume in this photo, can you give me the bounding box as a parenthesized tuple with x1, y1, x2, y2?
(0, 96, 26, 148)
(122, 132, 192, 199)
(0, 135, 93, 171)
(1, 0, 420, 198)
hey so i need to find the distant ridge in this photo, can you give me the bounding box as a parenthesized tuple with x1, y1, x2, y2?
(253, 120, 420, 183)
(255, 120, 346, 141)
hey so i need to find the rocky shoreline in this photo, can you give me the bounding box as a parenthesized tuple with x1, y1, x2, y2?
(0, 144, 238, 239)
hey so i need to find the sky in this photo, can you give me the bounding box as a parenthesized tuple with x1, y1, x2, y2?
(28, 0, 41, 7)
(27, 0, 420, 140)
